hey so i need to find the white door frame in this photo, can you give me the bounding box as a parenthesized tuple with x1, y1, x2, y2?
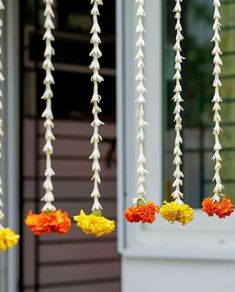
(3, 0, 20, 291)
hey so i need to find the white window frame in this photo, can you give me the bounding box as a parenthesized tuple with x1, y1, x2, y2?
(117, 0, 235, 261)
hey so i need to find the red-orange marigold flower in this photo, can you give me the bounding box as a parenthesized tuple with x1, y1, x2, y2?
(25, 209, 71, 235)
(202, 198, 215, 217)
(202, 197, 234, 218)
(215, 198, 234, 218)
(124, 201, 160, 224)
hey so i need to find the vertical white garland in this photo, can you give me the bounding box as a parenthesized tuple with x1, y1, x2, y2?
(0, 0, 4, 228)
(135, 0, 148, 200)
(89, 0, 104, 211)
(211, 0, 224, 202)
(171, 0, 184, 204)
(41, 0, 56, 211)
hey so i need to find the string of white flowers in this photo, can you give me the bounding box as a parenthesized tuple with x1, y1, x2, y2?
(135, 0, 148, 202)
(41, 0, 56, 211)
(211, 0, 224, 202)
(89, 0, 104, 211)
(171, 0, 185, 204)
(0, 0, 4, 228)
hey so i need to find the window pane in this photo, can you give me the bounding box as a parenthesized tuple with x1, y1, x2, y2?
(23, 0, 115, 120)
(163, 0, 235, 207)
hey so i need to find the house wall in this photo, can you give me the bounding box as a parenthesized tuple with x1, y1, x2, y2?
(117, 1, 235, 292)
(1, 0, 119, 291)
(21, 119, 120, 292)
(122, 257, 235, 292)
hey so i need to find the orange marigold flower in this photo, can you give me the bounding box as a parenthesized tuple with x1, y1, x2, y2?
(216, 198, 234, 218)
(201, 198, 216, 217)
(202, 197, 234, 218)
(25, 209, 71, 235)
(124, 201, 160, 224)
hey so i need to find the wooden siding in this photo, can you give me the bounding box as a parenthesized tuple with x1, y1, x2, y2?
(21, 118, 120, 292)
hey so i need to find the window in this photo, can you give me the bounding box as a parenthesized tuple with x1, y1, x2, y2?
(163, 0, 235, 208)
(23, 0, 116, 121)
(117, 0, 235, 259)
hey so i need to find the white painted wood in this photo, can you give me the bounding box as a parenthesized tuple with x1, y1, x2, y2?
(3, 0, 20, 291)
(0, 0, 5, 287)
(116, 0, 125, 253)
(0, 255, 5, 292)
(144, 0, 163, 205)
(122, 257, 235, 292)
(117, 0, 164, 254)
(117, 0, 235, 291)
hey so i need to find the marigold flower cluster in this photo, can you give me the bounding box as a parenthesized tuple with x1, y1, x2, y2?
(124, 201, 160, 224)
(74, 210, 115, 237)
(160, 201, 194, 225)
(0, 227, 19, 252)
(25, 209, 71, 235)
(202, 197, 234, 218)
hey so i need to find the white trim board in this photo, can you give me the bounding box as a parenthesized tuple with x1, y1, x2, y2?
(4, 1, 20, 292)
(117, 0, 235, 260)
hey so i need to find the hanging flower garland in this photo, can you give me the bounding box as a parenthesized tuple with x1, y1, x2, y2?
(202, 0, 234, 218)
(0, 1, 19, 252)
(124, 0, 160, 224)
(73, 0, 115, 237)
(160, 0, 194, 225)
(25, 0, 71, 235)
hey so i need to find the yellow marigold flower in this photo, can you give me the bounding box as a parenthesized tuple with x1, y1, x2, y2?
(160, 201, 194, 225)
(0, 227, 20, 252)
(74, 210, 115, 237)
(177, 203, 194, 225)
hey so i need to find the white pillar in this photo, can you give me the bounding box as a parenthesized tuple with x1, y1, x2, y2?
(5, 0, 20, 291)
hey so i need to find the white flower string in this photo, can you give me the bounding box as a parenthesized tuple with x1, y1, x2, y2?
(41, 0, 56, 211)
(160, 0, 194, 224)
(202, 0, 233, 218)
(25, 0, 71, 235)
(0, 0, 4, 229)
(171, 0, 185, 204)
(73, 2, 116, 234)
(89, 0, 104, 211)
(211, 0, 224, 203)
(124, 0, 160, 224)
(135, 0, 148, 203)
